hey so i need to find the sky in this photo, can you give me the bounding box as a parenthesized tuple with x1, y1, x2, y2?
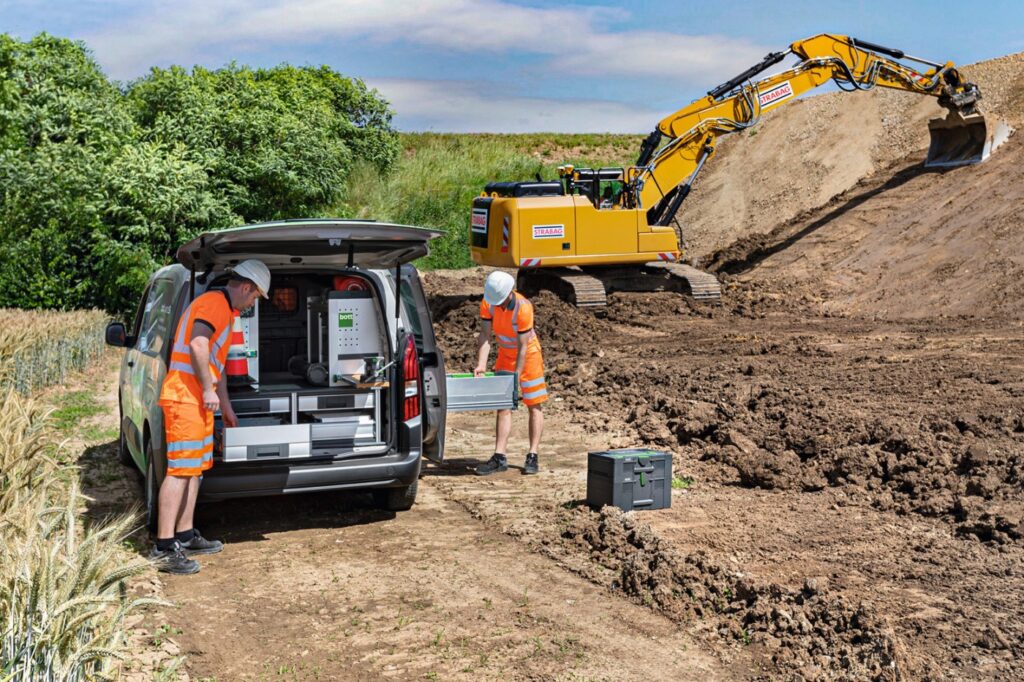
(3, 0, 1022, 132)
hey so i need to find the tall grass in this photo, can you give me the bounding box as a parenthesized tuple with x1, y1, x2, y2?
(0, 310, 109, 394)
(339, 133, 643, 269)
(0, 393, 159, 680)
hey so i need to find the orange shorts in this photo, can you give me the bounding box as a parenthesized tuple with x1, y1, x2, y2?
(161, 401, 214, 477)
(494, 349, 548, 407)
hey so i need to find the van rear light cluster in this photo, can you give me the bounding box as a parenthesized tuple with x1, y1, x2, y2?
(402, 336, 420, 420)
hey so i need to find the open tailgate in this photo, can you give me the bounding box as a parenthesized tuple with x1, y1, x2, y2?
(176, 219, 443, 270)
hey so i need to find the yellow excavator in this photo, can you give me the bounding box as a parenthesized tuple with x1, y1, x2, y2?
(470, 33, 1010, 308)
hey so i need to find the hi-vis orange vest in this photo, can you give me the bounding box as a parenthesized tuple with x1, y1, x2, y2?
(159, 290, 236, 405)
(479, 292, 543, 363)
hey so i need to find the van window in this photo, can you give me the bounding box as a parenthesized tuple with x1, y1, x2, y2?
(398, 278, 423, 343)
(137, 279, 178, 356)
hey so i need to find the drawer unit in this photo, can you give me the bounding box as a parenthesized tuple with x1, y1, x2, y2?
(222, 423, 311, 462)
(586, 449, 673, 512)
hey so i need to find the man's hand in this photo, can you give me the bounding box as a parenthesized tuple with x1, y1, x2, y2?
(222, 407, 238, 428)
(473, 365, 486, 377)
(202, 388, 220, 413)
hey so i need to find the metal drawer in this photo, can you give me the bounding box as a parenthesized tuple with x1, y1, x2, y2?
(310, 413, 378, 444)
(445, 373, 519, 412)
(222, 423, 311, 462)
(298, 392, 375, 411)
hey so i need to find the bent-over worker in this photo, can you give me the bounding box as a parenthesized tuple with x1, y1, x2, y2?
(150, 259, 270, 574)
(473, 271, 547, 475)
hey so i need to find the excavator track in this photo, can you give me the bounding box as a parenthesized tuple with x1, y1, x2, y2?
(643, 262, 723, 302)
(516, 268, 607, 309)
(517, 263, 721, 310)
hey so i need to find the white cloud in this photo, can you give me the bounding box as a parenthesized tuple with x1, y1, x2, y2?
(85, 0, 769, 85)
(368, 78, 663, 133)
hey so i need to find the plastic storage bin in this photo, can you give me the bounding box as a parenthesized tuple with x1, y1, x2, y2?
(586, 449, 672, 511)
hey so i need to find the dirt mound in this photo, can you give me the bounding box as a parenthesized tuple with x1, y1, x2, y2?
(560, 506, 920, 680)
(707, 132, 1024, 319)
(681, 51, 1024, 263)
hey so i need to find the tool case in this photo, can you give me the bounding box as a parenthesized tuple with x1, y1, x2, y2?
(445, 372, 519, 412)
(586, 449, 673, 511)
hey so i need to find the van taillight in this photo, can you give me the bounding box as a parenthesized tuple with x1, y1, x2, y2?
(402, 336, 420, 420)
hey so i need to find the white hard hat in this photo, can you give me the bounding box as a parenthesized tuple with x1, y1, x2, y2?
(231, 259, 271, 298)
(483, 271, 515, 306)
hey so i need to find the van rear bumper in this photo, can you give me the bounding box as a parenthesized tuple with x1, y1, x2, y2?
(198, 449, 421, 501)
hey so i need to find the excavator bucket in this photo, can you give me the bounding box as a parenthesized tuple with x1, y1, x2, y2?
(925, 112, 1011, 168)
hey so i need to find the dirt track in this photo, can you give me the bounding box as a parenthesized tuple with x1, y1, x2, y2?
(83, 51, 1024, 680)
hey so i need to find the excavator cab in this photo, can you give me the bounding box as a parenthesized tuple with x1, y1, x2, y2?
(926, 111, 1011, 168)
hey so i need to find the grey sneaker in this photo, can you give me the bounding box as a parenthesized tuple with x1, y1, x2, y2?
(476, 453, 508, 476)
(523, 452, 539, 475)
(182, 529, 223, 556)
(149, 542, 200, 575)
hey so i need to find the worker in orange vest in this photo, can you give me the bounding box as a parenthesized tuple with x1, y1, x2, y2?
(473, 271, 547, 475)
(150, 260, 270, 574)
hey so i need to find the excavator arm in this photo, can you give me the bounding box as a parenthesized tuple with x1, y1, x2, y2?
(632, 33, 995, 226)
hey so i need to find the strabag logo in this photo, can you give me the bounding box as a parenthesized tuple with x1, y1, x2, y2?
(471, 208, 489, 234)
(758, 81, 794, 109)
(532, 224, 564, 239)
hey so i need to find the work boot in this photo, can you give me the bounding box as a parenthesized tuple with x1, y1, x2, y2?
(181, 529, 223, 556)
(476, 453, 508, 476)
(523, 452, 539, 475)
(149, 541, 200, 575)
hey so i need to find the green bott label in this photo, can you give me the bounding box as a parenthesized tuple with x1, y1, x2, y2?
(338, 312, 354, 328)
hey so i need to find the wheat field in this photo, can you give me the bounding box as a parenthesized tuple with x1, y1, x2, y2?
(0, 309, 109, 394)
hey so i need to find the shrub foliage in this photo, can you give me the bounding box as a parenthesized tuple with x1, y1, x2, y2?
(0, 34, 399, 314)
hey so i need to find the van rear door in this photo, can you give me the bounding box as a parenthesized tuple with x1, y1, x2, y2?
(175, 220, 443, 270)
(399, 264, 447, 462)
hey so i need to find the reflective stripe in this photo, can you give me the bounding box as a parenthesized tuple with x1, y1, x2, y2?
(496, 333, 516, 343)
(169, 360, 196, 374)
(523, 388, 548, 400)
(167, 435, 214, 452)
(166, 455, 209, 469)
(175, 301, 194, 347)
(521, 376, 546, 388)
(173, 342, 191, 355)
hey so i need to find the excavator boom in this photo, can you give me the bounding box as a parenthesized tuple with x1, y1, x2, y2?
(470, 33, 1011, 309)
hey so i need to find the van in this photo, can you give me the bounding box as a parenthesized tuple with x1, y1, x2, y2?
(105, 220, 514, 528)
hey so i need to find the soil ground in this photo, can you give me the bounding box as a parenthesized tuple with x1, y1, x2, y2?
(75, 51, 1024, 680)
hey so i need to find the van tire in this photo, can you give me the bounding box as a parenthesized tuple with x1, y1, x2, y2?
(118, 400, 134, 467)
(145, 440, 160, 534)
(119, 426, 134, 468)
(374, 479, 418, 512)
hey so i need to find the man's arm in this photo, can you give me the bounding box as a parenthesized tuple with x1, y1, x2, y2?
(216, 375, 237, 427)
(189, 324, 219, 412)
(514, 331, 532, 377)
(473, 320, 492, 376)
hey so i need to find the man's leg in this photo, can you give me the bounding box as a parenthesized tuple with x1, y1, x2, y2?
(495, 409, 513, 454)
(176, 475, 201, 533)
(527, 404, 544, 454)
(478, 409, 512, 475)
(157, 474, 190, 540)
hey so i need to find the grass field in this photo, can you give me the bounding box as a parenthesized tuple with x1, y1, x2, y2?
(338, 133, 644, 269)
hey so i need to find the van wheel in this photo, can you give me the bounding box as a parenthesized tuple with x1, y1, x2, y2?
(145, 441, 160, 533)
(118, 426, 134, 468)
(374, 479, 418, 512)
(118, 402, 134, 467)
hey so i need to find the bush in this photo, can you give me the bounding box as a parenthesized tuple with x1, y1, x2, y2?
(0, 34, 399, 314)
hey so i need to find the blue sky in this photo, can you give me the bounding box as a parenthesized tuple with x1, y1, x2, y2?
(3, 0, 1022, 132)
